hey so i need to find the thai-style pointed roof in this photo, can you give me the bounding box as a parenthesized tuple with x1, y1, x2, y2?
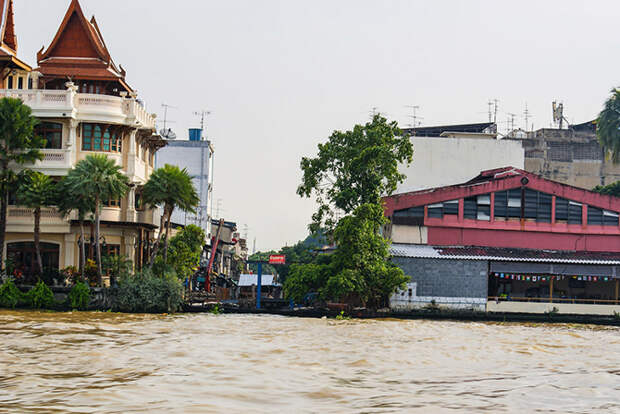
(0, 0, 31, 71)
(36, 0, 131, 91)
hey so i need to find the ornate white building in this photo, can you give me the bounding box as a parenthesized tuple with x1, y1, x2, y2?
(1, 0, 165, 277)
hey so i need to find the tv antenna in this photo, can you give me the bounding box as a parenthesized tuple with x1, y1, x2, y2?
(193, 109, 211, 132)
(523, 103, 531, 131)
(507, 113, 517, 135)
(161, 103, 177, 130)
(405, 105, 423, 128)
(552, 101, 569, 129)
(487, 99, 499, 123)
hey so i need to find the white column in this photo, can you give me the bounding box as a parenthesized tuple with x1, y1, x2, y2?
(127, 129, 138, 177)
(64, 233, 75, 269)
(126, 187, 136, 222)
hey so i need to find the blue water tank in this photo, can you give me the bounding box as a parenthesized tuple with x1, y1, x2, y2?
(189, 128, 202, 141)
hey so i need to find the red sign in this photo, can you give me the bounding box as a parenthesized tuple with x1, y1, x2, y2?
(269, 255, 286, 265)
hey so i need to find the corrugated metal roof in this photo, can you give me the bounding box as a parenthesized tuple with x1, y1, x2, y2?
(238, 274, 277, 287)
(390, 244, 620, 265)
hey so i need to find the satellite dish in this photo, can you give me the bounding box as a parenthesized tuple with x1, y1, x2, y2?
(159, 128, 177, 140)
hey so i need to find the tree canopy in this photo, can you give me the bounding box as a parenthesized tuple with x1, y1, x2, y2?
(592, 181, 620, 197)
(65, 154, 129, 284)
(284, 203, 408, 308)
(597, 88, 620, 163)
(143, 164, 199, 265)
(0, 97, 44, 266)
(297, 114, 413, 234)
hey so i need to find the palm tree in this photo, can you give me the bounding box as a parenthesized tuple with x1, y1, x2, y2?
(16, 171, 57, 276)
(56, 177, 95, 275)
(65, 155, 129, 285)
(143, 164, 199, 265)
(597, 88, 620, 163)
(0, 97, 44, 266)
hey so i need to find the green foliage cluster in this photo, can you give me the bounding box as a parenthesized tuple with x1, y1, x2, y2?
(249, 232, 325, 283)
(597, 88, 620, 163)
(297, 114, 413, 234)
(284, 204, 409, 308)
(285, 115, 412, 309)
(143, 164, 199, 265)
(112, 269, 183, 313)
(68, 282, 90, 310)
(155, 224, 205, 281)
(592, 181, 620, 197)
(0, 279, 23, 308)
(25, 280, 55, 309)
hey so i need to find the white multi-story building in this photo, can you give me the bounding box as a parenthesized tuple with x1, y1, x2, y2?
(155, 130, 214, 235)
(1, 0, 165, 277)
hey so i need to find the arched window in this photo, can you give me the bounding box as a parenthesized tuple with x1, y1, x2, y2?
(35, 122, 63, 149)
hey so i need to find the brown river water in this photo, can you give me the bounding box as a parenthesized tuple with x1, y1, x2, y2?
(0, 311, 619, 413)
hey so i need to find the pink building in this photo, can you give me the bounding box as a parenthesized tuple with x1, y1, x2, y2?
(383, 167, 620, 315)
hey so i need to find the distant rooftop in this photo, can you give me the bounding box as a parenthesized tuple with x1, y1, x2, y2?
(401, 122, 496, 137)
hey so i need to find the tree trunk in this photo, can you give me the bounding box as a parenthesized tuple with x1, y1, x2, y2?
(79, 219, 86, 275)
(95, 198, 102, 286)
(149, 205, 168, 265)
(0, 164, 8, 271)
(163, 208, 173, 264)
(33, 207, 43, 276)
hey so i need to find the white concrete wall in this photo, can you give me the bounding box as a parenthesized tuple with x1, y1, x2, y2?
(486, 301, 620, 316)
(396, 136, 525, 193)
(390, 283, 487, 311)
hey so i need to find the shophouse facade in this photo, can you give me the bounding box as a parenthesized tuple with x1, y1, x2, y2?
(384, 166, 620, 315)
(1, 0, 164, 277)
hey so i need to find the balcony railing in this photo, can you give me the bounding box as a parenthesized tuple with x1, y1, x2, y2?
(0, 88, 156, 130)
(8, 207, 64, 219)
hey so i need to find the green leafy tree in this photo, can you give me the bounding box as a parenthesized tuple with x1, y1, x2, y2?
(156, 224, 205, 281)
(56, 177, 95, 274)
(297, 114, 413, 234)
(64, 155, 129, 285)
(592, 181, 620, 197)
(143, 164, 199, 266)
(0, 97, 44, 266)
(597, 88, 620, 163)
(16, 171, 57, 275)
(284, 204, 408, 308)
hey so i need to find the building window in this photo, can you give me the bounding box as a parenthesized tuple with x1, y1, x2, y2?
(17, 77, 23, 89)
(134, 188, 144, 210)
(464, 194, 490, 221)
(555, 197, 582, 224)
(587, 206, 619, 226)
(103, 197, 121, 208)
(82, 124, 122, 152)
(426, 199, 459, 219)
(494, 189, 522, 219)
(7, 76, 13, 89)
(28, 77, 33, 89)
(35, 122, 63, 149)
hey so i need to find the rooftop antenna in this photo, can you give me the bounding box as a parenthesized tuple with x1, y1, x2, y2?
(161, 103, 177, 130)
(523, 103, 531, 132)
(507, 112, 517, 135)
(193, 109, 211, 132)
(493, 99, 499, 123)
(405, 105, 423, 128)
(242, 224, 249, 240)
(552, 101, 570, 129)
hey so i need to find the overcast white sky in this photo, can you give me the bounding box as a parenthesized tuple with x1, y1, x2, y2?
(13, 0, 620, 251)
